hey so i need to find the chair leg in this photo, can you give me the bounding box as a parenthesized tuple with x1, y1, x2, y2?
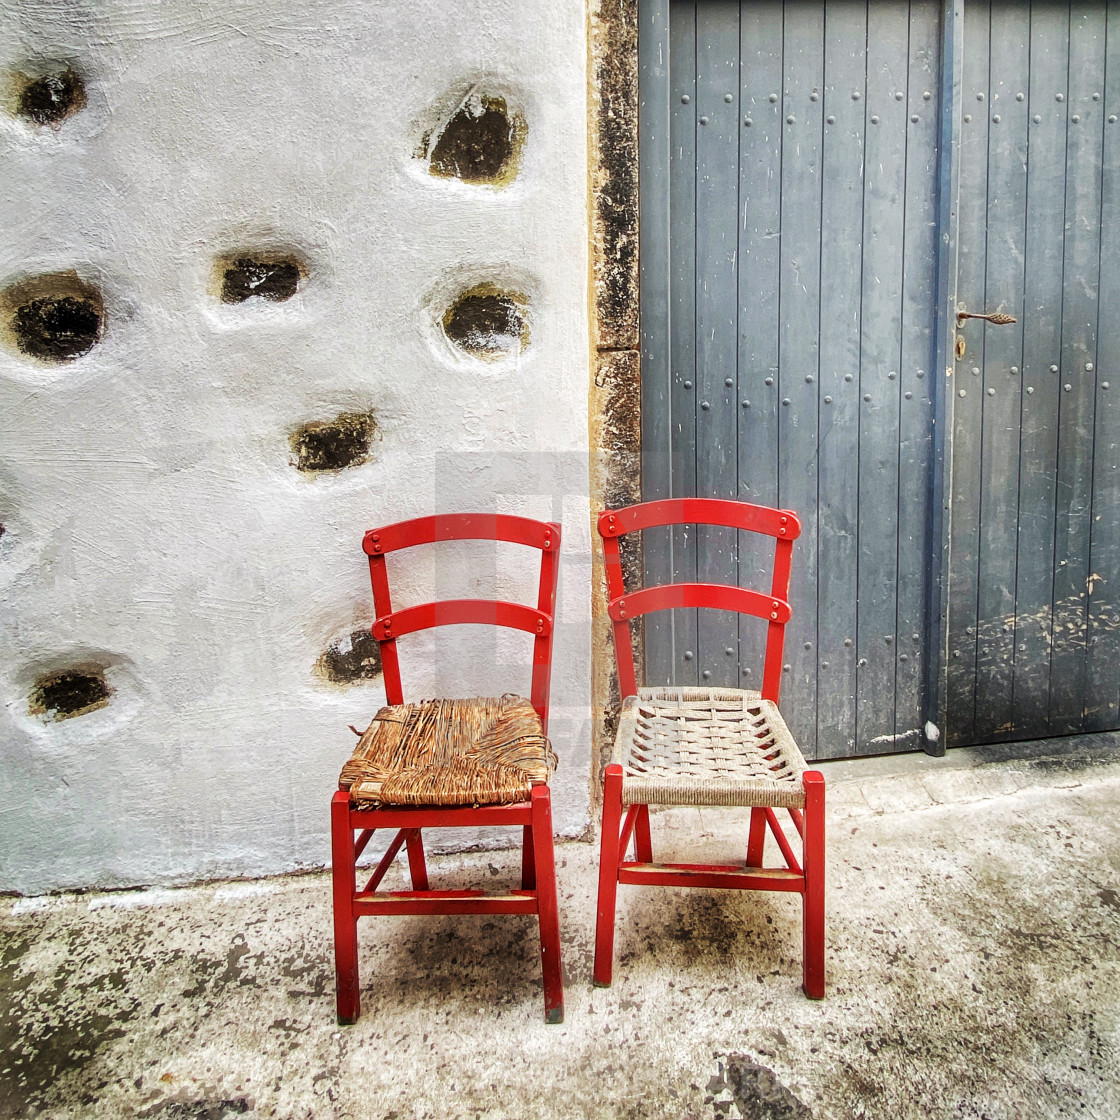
(404, 828, 429, 891)
(331, 791, 360, 1025)
(634, 804, 653, 863)
(521, 824, 536, 890)
(801, 771, 826, 999)
(530, 786, 564, 1024)
(593, 763, 625, 988)
(746, 806, 767, 867)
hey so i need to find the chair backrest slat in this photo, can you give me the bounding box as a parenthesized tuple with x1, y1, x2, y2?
(364, 513, 556, 556)
(608, 583, 790, 624)
(365, 514, 561, 730)
(600, 498, 799, 541)
(597, 498, 800, 704)
(373, 600, 552, 639)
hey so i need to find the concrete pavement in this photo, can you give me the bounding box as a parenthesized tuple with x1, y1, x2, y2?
(2, 736, 1119, 1120)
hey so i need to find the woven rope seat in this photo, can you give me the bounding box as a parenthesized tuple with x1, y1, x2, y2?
(340, 693, 556, 808)
(614, 686, 809, 809)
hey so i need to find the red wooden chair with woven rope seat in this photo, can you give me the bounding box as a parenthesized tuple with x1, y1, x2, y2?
(331, 513, 564, 1024)
(594, 498, 825, 998)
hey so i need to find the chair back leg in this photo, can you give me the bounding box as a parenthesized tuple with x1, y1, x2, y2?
(633, 805, 653, 863)
(530, 786, 564, 1023)
(593, 763, 625, 987)
(404, 829, 429, 891)
(520, 825, 536, 890)
(331, 791, 361, 1025)
(746, 807, 767, 867)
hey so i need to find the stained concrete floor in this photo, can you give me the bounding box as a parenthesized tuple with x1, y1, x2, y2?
(2, 737, 1119, 1120)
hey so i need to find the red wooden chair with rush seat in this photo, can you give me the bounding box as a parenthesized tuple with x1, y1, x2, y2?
(594, 498, 825, 998)
(331, 513, 564, 1024)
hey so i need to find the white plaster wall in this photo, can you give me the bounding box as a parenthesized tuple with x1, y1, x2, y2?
(0, 0, 591, 894)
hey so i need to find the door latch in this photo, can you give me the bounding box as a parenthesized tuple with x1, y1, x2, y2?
(956, 310, 1018, 327)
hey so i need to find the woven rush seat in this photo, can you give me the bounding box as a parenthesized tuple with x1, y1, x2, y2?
(340, 693, 556, 808)
(615, 686, 808, 809)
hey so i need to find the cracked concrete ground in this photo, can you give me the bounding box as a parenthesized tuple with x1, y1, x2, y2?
(2, 737, 1119, 1120)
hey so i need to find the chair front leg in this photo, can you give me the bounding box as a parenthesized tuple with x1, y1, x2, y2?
(530, 786, 564, 1023)
(593, 763, 625, 988)
(801, 771, 826, 999)
(331, 791, 361, 1025)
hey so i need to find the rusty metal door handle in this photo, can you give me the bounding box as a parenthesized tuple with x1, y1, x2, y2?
(957, 310, 1018, 326)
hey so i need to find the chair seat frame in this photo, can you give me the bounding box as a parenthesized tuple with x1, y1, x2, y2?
(331, 513, 564, 1025)
(593, 498, 825, 998)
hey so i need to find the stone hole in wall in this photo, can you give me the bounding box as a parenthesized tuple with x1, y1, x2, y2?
(419, 90, 525, 186)
(215, 252, 304, 304)
(0, 272, 104, 363)
(9, 67, 87, 127)
(290, 411, 377, 473)
(315, 627, 382, 685)
(442, 284, 528, 360)
(28, 665, 113, 722)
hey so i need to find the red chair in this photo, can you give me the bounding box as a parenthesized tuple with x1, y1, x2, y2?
(593, 498, 825, 997)
(331, 513, 564, 1024)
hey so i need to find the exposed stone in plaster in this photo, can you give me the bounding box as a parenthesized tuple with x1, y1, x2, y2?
(210, 252, 304, 304)
(442, 284, 528, 359)
(590, 350, 643, 789)
(289, 412, 376, 473)
(11, 68, 87, 127)
(1, 273, 104, 363)
(218, 256, 302, 304)
(588, 0, 639, 351)
(588, 0, 642, 805)
(314, 626, 382, 686)
(27, 665, 113, 722)
(420, 89, 525, 186)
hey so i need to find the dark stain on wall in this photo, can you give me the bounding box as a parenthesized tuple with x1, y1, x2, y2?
(425, 94, 523, 185)
(28, 666, 113, 721)
(220, 258, 301, 304)
(315, 627, 382, 685)
(2, 273, 105, 364)
(15, 69, 86, 127)
(290, 412, 376, 473)
(443, 285, 528, 358)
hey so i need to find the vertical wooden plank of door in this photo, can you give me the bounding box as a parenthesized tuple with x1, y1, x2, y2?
(1085, 6, 1120, 732)
(737, 1, 784, 693)
(973, 3, 1030, 743)
(947, 0, 990, 748)
(669, 0, 699, 686)
(895, 1, 942, 750)
(855, 2, 909, 753)
(695, 0, 742, 689)
(1050, 2, 1106, 735)
(1010, 2, 1068, 739)
(815, 0, 866, 758)
(925, 0, 965, 752)
(775, 0, 824, 750)
(639, 0, 674, 686)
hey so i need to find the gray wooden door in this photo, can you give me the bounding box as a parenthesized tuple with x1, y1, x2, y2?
(948, 1, 1120, 746)
(639, 0, 1120, 757)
